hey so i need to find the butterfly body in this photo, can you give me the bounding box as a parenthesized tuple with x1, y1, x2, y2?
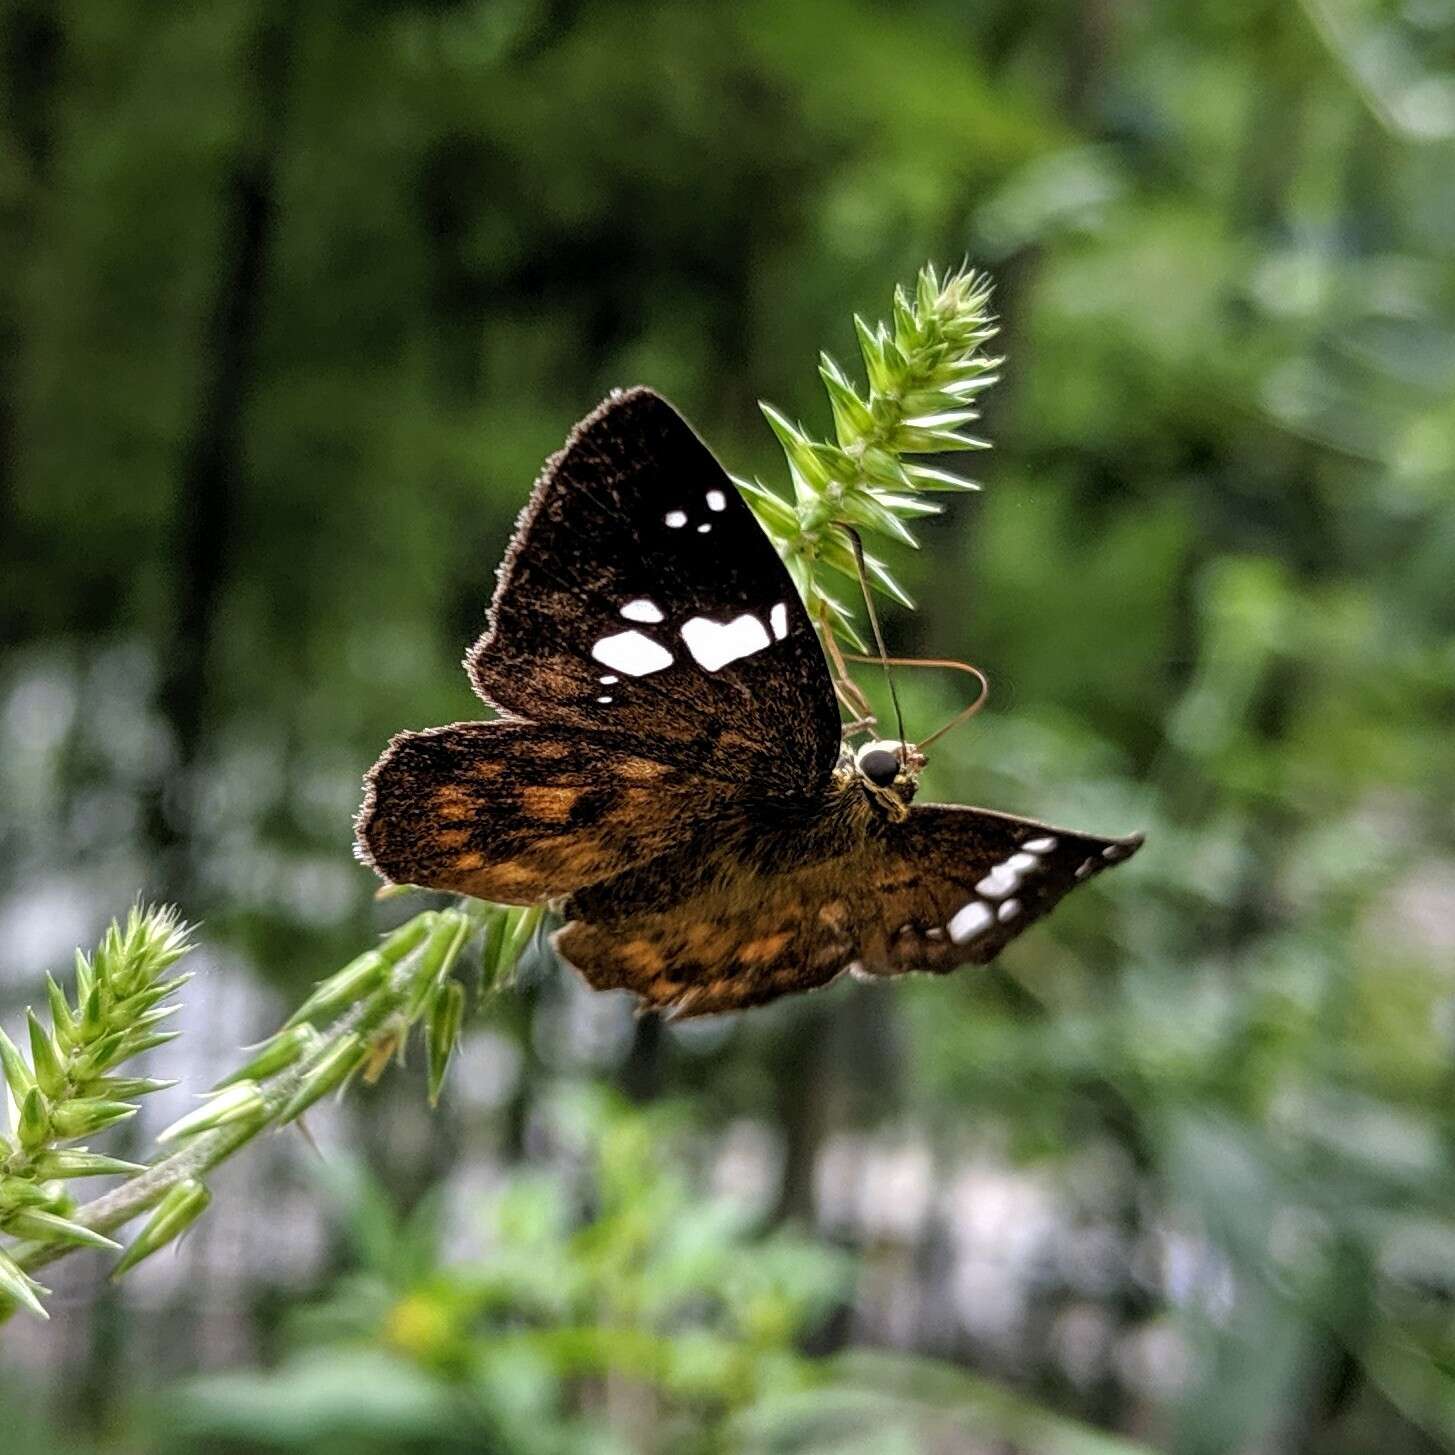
(562, 746, 908, 922)
(357, 389, 1142, 1016)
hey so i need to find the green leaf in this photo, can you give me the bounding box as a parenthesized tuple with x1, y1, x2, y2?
(903, 462, 981, 492)
(0, 1026, 34, 1099)
(403, 912, 472, 1018)
(212, 1024, 317, 1090)
(29, 1149, 145, 1179)
(93, 1075, 180, 1100)
(760, 404, 832, 496)
(495, 906, 544, 986)
(475, 907, 507, 998)
(71, 949, 93, 1008)
(0, 1245, 49, 1320)
(45, 975, 77, 1049)
(27, 1010, 67, 1099)
(47, 1098, 136, 1141)
(156, 1081, 267, 1144)
(276, 1035, 368, 1126)
(426, 980, 466, 1107)
(17, 1087, 50, 1150)
(854, 315, 893, 395)
(111, 1179, 211, 1277)
(834, 491, 921, 549)
(0, 1173, 55, 1208)
(818, 353, 875, 445)
(283, 950, 392, 1030)
(6, 1207, 123, 1252)
(78, 987, 105, 1045)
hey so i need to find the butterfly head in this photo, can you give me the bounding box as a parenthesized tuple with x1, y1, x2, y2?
(851, 738, 924, 822)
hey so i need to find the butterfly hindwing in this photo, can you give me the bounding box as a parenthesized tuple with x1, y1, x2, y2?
(357, 721, 722, 903)
(856, 804, 1141, 976)
(554, 805, 1142, 1016)
(556, 860, 861, 1016)
(468, 389, 841, 799)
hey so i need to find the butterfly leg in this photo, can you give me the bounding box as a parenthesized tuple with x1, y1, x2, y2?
(818, 608, 880, 737)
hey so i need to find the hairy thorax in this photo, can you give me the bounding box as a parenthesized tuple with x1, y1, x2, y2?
(567, 742, 920, 924)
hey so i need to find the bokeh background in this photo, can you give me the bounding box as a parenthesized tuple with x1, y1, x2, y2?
(3, 2, 1454, 1451)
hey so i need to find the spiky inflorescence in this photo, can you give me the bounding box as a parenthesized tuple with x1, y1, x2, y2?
(0, 906, 193, 1315)
(1, 900, 520, 1318)
(739, 264, 1000, 642)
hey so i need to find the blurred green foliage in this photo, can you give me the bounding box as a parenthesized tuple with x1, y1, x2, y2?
(2, 0, 1454, 1452)
(164, 1094, 1153, 1455)
(170, 1092, 849, 1454)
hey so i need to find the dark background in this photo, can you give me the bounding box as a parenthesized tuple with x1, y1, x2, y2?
(2, 2, 1454, 1452)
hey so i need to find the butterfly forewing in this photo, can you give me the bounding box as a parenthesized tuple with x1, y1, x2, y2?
(358, 390, 841, 903)
(469, 389, 840, 799)
(358, 721, 722, 903)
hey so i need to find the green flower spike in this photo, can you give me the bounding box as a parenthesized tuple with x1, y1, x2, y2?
(0, 907, 194, 1253)
(742, 263, 1000, 641)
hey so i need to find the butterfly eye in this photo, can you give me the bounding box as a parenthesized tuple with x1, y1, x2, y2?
(855, 742, 902, 788)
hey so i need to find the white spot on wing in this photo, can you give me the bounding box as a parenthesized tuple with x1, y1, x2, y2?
(596, 695, 613, 704)
(591, 630, 673, 677)
(1024, 836, 1057, 853)
(696, 523, 712, 534)
(598, 675, 618, 685)
(998, 899, 1021, 923)
(679, 614, 772, 672)
(706, 489, 726, 511)
(620, 598, 664, 624)
(770, 602, 789, 640)
(976, 865, 1018, 898)
(1103, 843, 1127, 861)
(949, 901, 994, 944)
(664, 510, 687, 528)
(976, 849, 1043, 899)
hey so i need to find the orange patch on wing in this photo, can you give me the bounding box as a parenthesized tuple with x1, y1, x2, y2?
(738, 930, 792, 965)
(433, 787, 475, 821)
(521, 835, 616, 888)
(684, 922, 733, 961)
(621, 937, 667, 974)
(486, 862, 542, 895)
(616, 757, 668, 783)
(520, 785, 579, 822)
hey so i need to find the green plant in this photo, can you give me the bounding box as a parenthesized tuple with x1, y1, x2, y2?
(165, 1094, 1152, 1455)
(744, 263, 999, 642)
(0, 901, 536, 1317)
(0, 263, 999, 1319)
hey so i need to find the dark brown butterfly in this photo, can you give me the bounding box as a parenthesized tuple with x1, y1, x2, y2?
(356, 389, 1142, 1016)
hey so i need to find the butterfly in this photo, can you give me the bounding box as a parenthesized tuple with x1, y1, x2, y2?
(356, 388, 1143, 1017)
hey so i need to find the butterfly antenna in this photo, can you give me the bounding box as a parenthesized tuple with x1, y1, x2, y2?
(839, 652, 991, 752)
(841, 525, 908, 755)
